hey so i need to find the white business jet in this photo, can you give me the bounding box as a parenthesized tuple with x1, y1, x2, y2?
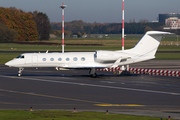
(5, 31, 172, 77)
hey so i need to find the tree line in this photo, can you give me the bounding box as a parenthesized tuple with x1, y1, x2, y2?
(0, 22, 18, 41)
(0, 7, 50, 42)
(1, 7, 179, 42)
(51, 20, 165, 36)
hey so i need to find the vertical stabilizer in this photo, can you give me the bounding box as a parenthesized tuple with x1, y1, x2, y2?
(131, 31, 172, 57)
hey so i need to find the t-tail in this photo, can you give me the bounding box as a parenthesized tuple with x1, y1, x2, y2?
(132, 31, 171, 54)
(132, 31, 172, 57)
(117, 31, 173, 64)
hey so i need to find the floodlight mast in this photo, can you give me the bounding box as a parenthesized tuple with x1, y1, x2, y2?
(122, 0, 124, 51)
(60, 3, 67, 53)
(121, 0, 125, 71)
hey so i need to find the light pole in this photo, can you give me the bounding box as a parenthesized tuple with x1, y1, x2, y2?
(60, 3, 67, 53)
(121, 0, 126, 71)
(122, 0, 124, 51)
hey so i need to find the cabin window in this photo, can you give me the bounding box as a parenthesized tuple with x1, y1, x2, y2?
(66, 58, 70, 61)
(73, 57, 78, 61)
(81, 57, 85, 61)
(42, 58, 46, 61)
(58, 58, 62, 61)
(50, 58, 54, 61)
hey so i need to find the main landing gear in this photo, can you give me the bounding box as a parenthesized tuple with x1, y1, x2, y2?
(18, 68, 24, 77)
(91, 73, 97, 78)
(89, 68, 97, 78)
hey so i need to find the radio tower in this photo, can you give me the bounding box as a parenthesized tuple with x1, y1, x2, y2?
(60, 3, 67, 53)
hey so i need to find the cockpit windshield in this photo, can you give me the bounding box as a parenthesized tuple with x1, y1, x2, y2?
(16, 55, 24, 59)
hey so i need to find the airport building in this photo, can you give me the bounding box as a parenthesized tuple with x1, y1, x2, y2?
(164, 17, 180, 29)
(159, 13, 180, 29)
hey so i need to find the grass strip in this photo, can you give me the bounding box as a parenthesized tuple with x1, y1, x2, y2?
(0, 110, 39, 120)
(155, 53, 180, 59)
(0, 110, 172, 120)
(0, 40, 180, 51)
(0, 53, 21, 64)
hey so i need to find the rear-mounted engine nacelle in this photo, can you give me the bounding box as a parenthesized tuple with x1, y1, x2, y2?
(94, 50, 120, 63)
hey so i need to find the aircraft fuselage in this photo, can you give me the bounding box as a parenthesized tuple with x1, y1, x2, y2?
(5, 52, 114, 68)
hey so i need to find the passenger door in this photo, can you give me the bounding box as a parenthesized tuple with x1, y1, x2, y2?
(32, 55, 38, 66)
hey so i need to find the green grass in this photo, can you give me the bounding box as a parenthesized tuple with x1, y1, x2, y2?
(0, 43, 62, 51)
(161, 37, 179, 41)
(155, 53, 180, 59)
(0, 110, 170, 120)
(0, 35, 180, 51)
(0, 53, 21, 64)
(1, 42, 180, 52)
(0, 110, 39, 120)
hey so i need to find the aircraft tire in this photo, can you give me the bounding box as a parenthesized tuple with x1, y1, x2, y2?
(18, 73, 21, 77)
(91, 73, 97, 78)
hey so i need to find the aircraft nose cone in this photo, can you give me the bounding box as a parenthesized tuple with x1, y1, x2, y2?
(5, 61, 9, 66)
(5, 61, 12, 67)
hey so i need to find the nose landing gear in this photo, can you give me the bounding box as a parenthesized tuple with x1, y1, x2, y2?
(18, 68, 24, 77)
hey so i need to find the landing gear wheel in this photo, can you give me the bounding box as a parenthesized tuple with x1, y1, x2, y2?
(18, 68, 24, 77)
(18, 73, 21, 77)
(91, 73, 97, 78)
(89, 68, 97, 78)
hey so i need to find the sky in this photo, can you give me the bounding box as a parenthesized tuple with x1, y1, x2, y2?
(0, 0, 180, 23)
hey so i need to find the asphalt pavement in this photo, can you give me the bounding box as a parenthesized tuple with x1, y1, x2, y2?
(0, 60, 180, 119)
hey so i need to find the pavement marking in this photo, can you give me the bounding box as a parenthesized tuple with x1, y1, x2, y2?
(0, 75, 180, 96)
(0, 88, 145, 107)
(0, 88, 102, 104)
(94, 104, 145, 107)
(0, 101, 17, 105)
(0, 101, 89, 106)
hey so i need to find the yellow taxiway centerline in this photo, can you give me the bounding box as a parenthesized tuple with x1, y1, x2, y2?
(0, 88, 145, 107)
(94, 104, 145, 107)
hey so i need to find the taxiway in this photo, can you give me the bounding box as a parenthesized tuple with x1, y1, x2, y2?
(0, 60, 180, 119)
